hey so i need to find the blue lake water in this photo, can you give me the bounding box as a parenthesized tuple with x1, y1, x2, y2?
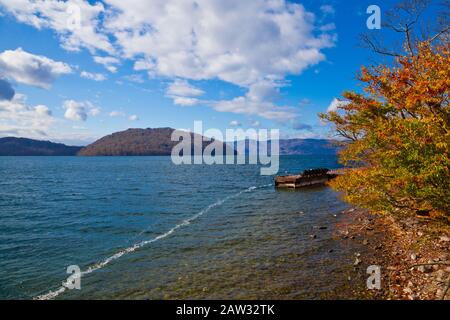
(0, 155, 362, 299)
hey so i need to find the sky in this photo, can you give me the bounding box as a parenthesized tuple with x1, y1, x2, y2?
(0, 0, 443, 145)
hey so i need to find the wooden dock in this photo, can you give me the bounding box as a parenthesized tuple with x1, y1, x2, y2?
(275, 168, 343, 188)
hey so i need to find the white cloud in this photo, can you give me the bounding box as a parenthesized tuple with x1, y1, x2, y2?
(1, 0, 337, 120)
(87, 102, 101, 116)
(35, 104, 52, 116)
(107, 110, 137, 119)
(167, 79, 204, 97)
(299, 98, 311, 106)
(80, 71, 106, 81)
(0, 0, 113, 53)
(109, 110, 125, 117)
(211, 80, 295, 121)
(93, 56, 119, 73)
(123, 74, 144, 83)
(63, 99, 100, 121)
(320, 5, 335, 16)
(212, 96, 296, 121)
(72, 125, 87, 130)
(0, 48, 72, 89)
(102, 0, 334, 87)
(0, 95, 101, 144)
(105, 66, 117, 73)
(63, 100, 87, 121)
(327, 98, 350, 112)
(166, 79, 204, 106)
(229, 120, 241, 127)
(172, 96, 200, 106)
(320, 23, 336, 32)
(133, 59, 155, 72)
(251, 120, 261, 127)
(0, 93, 54, 138)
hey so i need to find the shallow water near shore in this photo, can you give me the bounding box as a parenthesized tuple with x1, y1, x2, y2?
(0, 155, 369, 299)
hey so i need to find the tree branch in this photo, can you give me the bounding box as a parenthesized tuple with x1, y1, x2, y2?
(361, 34, 402, 57)
(427, 25, 450, 43)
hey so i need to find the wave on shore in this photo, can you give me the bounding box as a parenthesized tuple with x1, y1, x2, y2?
(35, 184, 270, 300)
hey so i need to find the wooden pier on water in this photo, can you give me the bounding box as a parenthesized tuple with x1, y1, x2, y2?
(275, 168, 344, 189)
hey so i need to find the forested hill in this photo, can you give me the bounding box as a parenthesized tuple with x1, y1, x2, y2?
(0, 137, 82, 156)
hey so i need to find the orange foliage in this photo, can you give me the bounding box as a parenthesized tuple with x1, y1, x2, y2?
(320, 42, 449, 218)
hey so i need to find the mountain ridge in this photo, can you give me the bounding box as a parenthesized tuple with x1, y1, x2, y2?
(0, 137, 82, 156)
(0, 128, 342, 156)
(78, 127, 236, 156)
(229, 138, 341, 155)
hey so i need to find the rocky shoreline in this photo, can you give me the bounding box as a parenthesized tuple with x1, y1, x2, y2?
(335, 207, 450, 300)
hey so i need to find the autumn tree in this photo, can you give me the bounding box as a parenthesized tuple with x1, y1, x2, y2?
(320, 2, 449, 219)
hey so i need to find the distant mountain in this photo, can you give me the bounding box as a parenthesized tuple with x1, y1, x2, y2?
(0, 132, 341, 157)
(78, 127, 235, 156)
(230, 138, 341, 155)
(0, 137, 82, 156)
(279, 139, 341, 155)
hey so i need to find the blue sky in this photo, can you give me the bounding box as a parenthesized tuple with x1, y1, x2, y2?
(0, 0, 442, 145)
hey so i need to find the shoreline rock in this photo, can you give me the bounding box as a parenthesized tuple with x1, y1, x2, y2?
(334, 207, 450, 300)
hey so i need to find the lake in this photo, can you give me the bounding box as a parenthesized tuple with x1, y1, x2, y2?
(0, 155, 364, 299)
